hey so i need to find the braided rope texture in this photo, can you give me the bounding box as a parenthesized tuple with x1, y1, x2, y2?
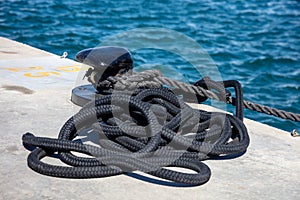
(22, 88, 249, 186)
(242, 100, 300, 121)
(97, 70, 300, 122)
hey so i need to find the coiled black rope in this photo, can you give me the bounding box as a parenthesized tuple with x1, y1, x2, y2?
(22, 88, 249, 186)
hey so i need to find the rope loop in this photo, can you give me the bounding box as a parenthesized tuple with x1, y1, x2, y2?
(23, 88, 249, 186)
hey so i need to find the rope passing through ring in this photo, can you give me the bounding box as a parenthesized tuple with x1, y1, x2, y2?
(22, 88, 249, 186)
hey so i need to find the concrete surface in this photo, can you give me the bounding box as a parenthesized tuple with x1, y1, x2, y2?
(0, 37, 299, 200)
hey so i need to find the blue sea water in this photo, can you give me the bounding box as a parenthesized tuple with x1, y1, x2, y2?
(0, 0, 299, 133)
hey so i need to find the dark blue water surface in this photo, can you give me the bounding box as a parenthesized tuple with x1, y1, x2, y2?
(1, 0, 299, 132)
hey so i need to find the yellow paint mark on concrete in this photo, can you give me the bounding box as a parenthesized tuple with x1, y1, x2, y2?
(5, 66, 43, 72)
(24, 71, 60, 78)
(56, 65, 81, 72)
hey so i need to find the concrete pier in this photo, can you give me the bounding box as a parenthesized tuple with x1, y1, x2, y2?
(0, 37, 299, 200)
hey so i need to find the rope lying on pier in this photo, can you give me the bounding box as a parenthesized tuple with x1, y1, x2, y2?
(22, 45, 298, 185)
(22, 88, 249, 186)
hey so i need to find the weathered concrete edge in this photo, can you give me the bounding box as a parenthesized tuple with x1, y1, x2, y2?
(0, 37, 54, 59)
